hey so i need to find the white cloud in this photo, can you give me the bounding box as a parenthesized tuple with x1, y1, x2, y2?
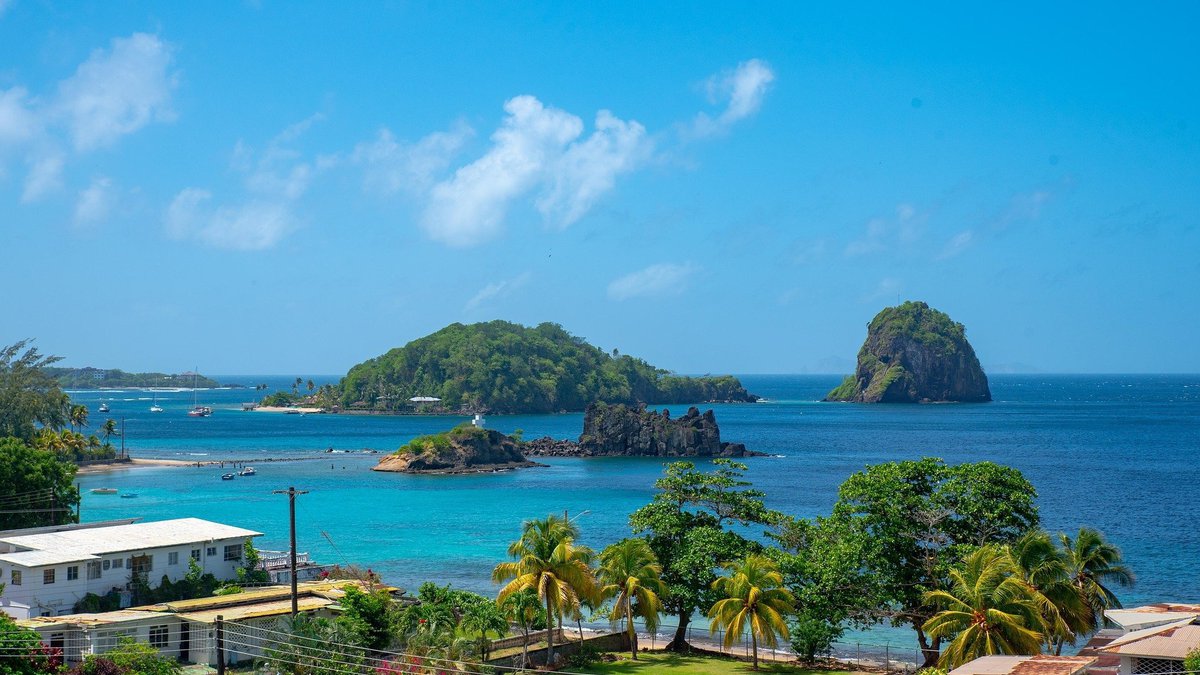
(422, 95, 584, 246)
(844, 203, 927, 257)
(607, 262, 697, 301)
(56, 32, 177, 152)
(354, 124, 473, 195)
(938, 230, 975, 259)
(691, 59, 775, 138)
(464, 271, 532, 311)
(21, 152, 63, 202)
(164, 116, 324, 250)
(536, 110, 649, 226)
(0, 87, 40, 145)
(861, 277, 902, 304)
(74, 176, 114, 225)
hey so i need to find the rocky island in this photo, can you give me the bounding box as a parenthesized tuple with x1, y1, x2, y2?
(372, 424, 546, 474)
(824, 301, 991, 403)
(524, 402, 758, 458)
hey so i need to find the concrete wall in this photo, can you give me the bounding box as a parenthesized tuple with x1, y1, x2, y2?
(488, 630, 631, 669)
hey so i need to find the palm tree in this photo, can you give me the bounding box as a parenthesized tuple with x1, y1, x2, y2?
(923, 545, 1047, 669)
(460, 601, 508, 662)
(307, 379, 315, 394)
(598, 538, 666, 660)
(499, 589, 545, 669)
(1011, 530, 1089, 654)
(1059, 528, 1134, 639)
(707, 554, 794, 671)
(101, 419, 117, 448)
(69, 404, 88, 433)
(493, 515, 596, 665)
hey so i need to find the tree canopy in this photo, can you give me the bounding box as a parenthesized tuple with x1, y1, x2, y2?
(339, 320, 755, 413)
(0, 340, 67, 442)
(0, 437, 79, 529)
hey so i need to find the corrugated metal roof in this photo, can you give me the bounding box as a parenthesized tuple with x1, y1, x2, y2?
(0, 518, 261, 567)
(950, 655, 1031, 675)
(0, 549, 100, 565)
(1100, 619, 1200, 659)
(950, 655, 1095, 675)
(1107, 609, 1200, 631)
(177, 596, 335, 623)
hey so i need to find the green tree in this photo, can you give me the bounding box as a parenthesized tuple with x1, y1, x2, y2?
(707, 554, 795, 671)
(1010, 529, 1089, 653)
(264, 615, 365, 675)
(237, 540, 271, 585)
(69, 404, 89, 433)
(0, 340, 67, 441)
(829, 458, 1039, 667)
(103, 636, 181, 675)
(460, 601, 508, 661)
(0, 437, 79, 529)
(629, 459, 780, 651)
(1059, 527, 1134, 638)
(493, 514, 596, 665)
(598, 538, 666, 660)
(923, 545, 1047, 669)
(499, 588, 546, 669)
(337, 585, 400, 650)
(0, 612, 62, 674)
(1184, 647, 1200, 674)
(100, 419, 117, 448)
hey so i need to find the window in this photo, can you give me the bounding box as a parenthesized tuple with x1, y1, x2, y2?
(112, 558, 123, 569)
(10, 569, 21, 585)
(103, 560, 111, 570)
(191, 549, 201, 561)
(1133, 659, 1182, 675)
(223, 544, 242, 561)
(87, 561, 102, 580)
(66, 566, 78, 581)
(149, 625, 169, 648)
(130, 556, 153, 575)
(43, 569, 55, 584)
(206, 546, 216, 557)
(168, 552, 179, 566)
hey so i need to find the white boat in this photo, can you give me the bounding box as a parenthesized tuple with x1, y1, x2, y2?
(188, 369, 211, 417)
(98, 402, 110, 413)
(150, 378, 164, 412)
(239, 467, 256, 476)
(91, 487, 118, 495)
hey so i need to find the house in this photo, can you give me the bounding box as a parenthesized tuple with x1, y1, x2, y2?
(0, 518, 262, 620)
(949, 654, 1096, 675)
(1096, 612, 1200, 675)
(16, 581, 389, 667)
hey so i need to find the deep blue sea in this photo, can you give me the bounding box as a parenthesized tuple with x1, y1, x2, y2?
(67, 374, 1200, 647)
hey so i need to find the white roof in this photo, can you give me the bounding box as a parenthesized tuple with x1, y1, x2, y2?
(1101, 617, 1200, 659)
(0, 518, 261, 568)
(950, 655, 1030, 675)
(1107, 609, 1200, 631)
(409, 396, 441, 402)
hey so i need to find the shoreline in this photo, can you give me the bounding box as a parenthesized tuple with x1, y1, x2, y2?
(75, 455, 354, 474)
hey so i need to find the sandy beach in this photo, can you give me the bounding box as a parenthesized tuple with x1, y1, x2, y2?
(74, 456, 338, 474)
(253, 405, 325, 414)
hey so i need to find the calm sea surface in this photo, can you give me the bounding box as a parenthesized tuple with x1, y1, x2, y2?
(68, 374, 1200, 643)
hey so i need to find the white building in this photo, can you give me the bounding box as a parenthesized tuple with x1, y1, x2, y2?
(1095, 605, 1200, 675)
(0, 518, 262, 620)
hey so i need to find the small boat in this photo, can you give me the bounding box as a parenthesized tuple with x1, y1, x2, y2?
(188, 406, 212, 417)
(150, 381, 163, 413)
(98, 402, 110, 413)
(220, 473, 235, 480)
(120, 493, 139, 499)
(91, 487, 118, 495)
(239, 467, 256, 476)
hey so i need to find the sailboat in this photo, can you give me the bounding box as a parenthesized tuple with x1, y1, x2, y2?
(150, 376, 164, 413)
(187, 369, 212, 417)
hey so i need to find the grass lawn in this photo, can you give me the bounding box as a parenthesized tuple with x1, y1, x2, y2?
(572, 651, 859, 675)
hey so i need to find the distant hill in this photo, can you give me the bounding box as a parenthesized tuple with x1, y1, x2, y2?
(339, 321, 757, 414)
(47, 367, 221, 390)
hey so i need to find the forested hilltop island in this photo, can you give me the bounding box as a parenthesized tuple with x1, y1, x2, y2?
(825, 301, 991, 403)
(46, 367, 222, 389)
(338, 321, 757, 414)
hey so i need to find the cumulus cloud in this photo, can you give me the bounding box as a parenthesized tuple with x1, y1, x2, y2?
(56, 33, 177, 152)
(691, 59, 775, 138)
(0, 87, 40, 145)
(354, 124, 473, 195)
(607, 262, 697, 301)
(21, 152, 64, 203)
(165, 116, 324, 250)
(536, 110, 649, 226)
(74, 176, 114, 225)
(464, 271, 532, 311)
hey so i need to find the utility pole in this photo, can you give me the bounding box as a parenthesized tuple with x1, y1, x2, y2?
(120, 417, 125, 457)
(272, 486, 309, 617)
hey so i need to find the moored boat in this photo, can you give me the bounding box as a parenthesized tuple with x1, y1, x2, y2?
(98, 402, 110, 413)
(91, 487, 118, 494)
(239, 467, 256, 476)
(220, 473, 235, 480)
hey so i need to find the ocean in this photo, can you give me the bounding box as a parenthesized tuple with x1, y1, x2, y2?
(67, 374, 1200, 647)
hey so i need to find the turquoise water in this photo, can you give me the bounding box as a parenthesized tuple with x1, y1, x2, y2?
(70, 375, 1200, 614)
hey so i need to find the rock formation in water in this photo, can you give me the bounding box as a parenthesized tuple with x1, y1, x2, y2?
(824, 301, 991, 403)
(372, 425, 544, 474)
(522, 402, 753, 457)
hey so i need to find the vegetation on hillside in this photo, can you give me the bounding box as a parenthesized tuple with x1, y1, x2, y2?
(339, 321, 755, 414)
(45, 367, 221, 389)
(395, 424, 488, 458)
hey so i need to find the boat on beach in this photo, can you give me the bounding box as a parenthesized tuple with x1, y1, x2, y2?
(91, 488, 118, 494)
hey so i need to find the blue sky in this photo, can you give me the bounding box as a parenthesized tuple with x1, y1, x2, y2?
(1, 2, 1197, 375)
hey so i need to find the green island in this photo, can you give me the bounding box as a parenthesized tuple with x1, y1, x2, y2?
(45, 366, 222, 390)
(337, 320, 757, 414)
(825, 301, 991, 403)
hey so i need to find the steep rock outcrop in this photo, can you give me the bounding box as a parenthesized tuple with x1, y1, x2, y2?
(373, 425, 544, 473)
(570, 402, 753, 457)
(824, 301, 991, 403)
